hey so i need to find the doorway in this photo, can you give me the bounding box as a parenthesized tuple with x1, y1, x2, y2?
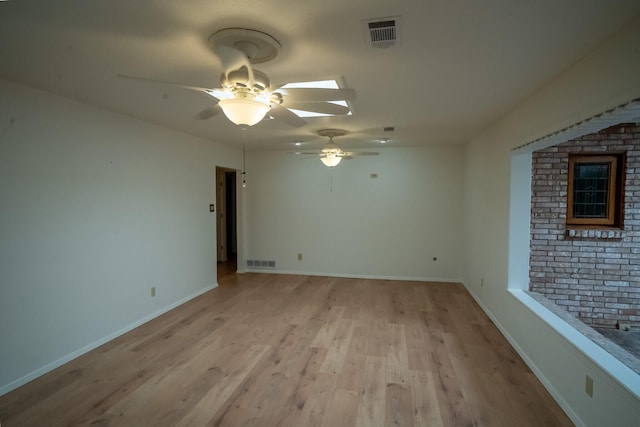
(216, 167, 238, 280)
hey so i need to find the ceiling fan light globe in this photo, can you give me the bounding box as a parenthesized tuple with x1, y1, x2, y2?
(321, 155, 341, 167)
(218, 97, 270, 126)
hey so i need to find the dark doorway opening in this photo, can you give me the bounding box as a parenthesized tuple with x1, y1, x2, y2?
(216, 168, 237, 280)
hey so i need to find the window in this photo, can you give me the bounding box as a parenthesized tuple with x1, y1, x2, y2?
(567, 153, 624, 227)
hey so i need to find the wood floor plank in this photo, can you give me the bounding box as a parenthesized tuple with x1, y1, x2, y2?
(385, 382, 414, 427)
(337, 325, 367, 392)
(213, 323, 326, 427)
(442, 331, 501, 426)
(280, 302, 320, 326)
(420, 304, 477, 426)
(405, 322, 434, 372)
(363, 314, 389, 357)
(310, 306, 346, 348)
(91, 341, 248, 426)
(175, 344, 271, 427)
(259, 347, 328, 427)
(0, 273, 574, 427)
(318, 318, 355, 374)
(355, 356, 387, 427)
(386, 323, 410, 385)
(411, 371, 444, 427)
(292, 372, 338, 427)
(321, 389, 359, 427)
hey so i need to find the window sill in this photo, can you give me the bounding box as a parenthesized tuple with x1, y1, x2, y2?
(566, 228, 625, 239)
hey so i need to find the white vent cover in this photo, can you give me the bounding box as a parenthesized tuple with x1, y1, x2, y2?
(365, 17, 400, 49)
(246, 259, 276, 269)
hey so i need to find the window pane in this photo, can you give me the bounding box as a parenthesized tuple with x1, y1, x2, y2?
(573, 163, 609, 218)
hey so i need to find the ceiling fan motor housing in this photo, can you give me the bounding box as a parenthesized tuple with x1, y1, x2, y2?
(221, 69, 270, 93)
(318, 129, 347, 156)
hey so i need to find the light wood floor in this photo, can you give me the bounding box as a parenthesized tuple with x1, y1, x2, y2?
(0, 273, 573, 426)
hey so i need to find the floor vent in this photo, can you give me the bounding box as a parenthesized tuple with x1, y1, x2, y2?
(247, 259, 276, 269)
(365, 17, 400, 49)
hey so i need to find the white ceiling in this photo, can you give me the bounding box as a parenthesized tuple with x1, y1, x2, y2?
(1, 0, 639, 151)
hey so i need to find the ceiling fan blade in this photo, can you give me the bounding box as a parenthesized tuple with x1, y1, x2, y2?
(343, 151, 379, 156)
(118, 74, 215, 94)
(282, 101, 350, 115)
(288, 151, 322, 156)
(288, 153, 323, 160)
(278, 88, 356, 102)
(268, 104, 307, 127)
(194, 104, 222, 120)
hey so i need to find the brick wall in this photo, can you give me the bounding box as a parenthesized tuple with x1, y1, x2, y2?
(529, 123, 640, 328)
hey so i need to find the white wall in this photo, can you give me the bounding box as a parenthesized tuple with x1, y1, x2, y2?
(243, 145, 463, 282)
(4, 16, 640, 424)
(462, 16, 640, 426)
(0, 79, 241, 393)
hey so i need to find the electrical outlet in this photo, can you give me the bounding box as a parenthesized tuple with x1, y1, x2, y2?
(151, 287, 156, 298)
(481, 278, 484, 287)
(585, 375, 593, 397)
(297, 253, 303, 261)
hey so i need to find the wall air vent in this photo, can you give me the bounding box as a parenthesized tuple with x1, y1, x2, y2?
(365, 17, 400, 49)
(246, 259, 276, 269)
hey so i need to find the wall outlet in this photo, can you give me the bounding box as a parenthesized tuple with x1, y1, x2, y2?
(481, 278, 484, 287)
(297, 253, 303, 261)
(585, 375, 593, 397)
(151, 286, 156, 297)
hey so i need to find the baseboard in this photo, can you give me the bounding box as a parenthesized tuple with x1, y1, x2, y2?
(0, 283, 218, 396)
(462, 282, 584, 427)
(245, 268, 461, 284)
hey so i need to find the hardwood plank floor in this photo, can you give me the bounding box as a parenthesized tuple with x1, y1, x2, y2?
(0, 273, 573, 426)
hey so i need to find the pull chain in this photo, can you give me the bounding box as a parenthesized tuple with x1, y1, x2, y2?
(242, 128, 247, 188)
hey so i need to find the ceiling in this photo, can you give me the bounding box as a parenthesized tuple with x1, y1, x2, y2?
(1, 0, 639, 151)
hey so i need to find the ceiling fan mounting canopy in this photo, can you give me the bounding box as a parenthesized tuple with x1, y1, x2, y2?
(317, 128, 348, 139)
(208, 28, 281, 64)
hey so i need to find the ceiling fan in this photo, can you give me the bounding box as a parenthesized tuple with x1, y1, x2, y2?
(119, 28, 356, 127)
(293, 129, 379, 167)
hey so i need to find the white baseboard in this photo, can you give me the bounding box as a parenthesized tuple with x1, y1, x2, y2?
(244, 268, 461, 284)
(461, 283, 584, 427)
(0, 283, 218, 396)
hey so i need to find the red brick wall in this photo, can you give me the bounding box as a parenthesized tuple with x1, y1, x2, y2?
(530, 123, 640, 328)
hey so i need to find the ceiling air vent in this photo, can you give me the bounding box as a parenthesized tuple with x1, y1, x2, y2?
(365, 17, 400, 49)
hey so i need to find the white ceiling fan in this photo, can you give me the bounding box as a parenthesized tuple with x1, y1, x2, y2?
(119, 28, 356, 127)
(293, 129, 379, 167)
